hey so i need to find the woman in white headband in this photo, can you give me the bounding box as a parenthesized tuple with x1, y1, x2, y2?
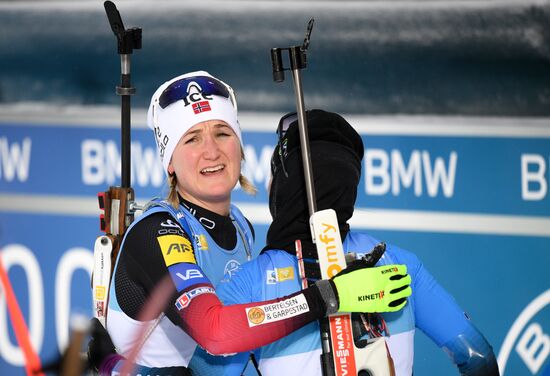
(92, 71, 412, 375)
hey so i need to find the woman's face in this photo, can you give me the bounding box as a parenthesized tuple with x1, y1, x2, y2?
(168, 120, 241, 214)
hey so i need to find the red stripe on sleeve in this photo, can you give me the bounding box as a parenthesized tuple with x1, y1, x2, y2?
(178, 290, 319, 355)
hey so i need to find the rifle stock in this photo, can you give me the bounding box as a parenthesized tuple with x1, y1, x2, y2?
(93, 186, 135, 325)
(92, 0, 141, 327)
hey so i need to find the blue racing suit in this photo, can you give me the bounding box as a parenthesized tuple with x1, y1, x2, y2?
(189, 231, 498, 376)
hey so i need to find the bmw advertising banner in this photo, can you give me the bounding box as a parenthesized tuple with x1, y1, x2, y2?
(0, 107, 548, 375)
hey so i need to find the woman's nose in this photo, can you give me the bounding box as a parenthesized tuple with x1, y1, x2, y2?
(202, 133, 221, 159)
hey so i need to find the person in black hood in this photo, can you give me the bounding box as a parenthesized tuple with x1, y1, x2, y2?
(213, 109, 499, 376)
(266, 109, 363, 254)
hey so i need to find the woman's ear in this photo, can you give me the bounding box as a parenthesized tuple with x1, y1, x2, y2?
(167, 163, 175, 175)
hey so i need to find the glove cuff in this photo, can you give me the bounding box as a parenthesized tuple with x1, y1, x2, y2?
(314, 279, 339, 316)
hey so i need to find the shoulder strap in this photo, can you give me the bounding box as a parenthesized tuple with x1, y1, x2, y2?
(229, 204, 255, 253)
(145, 200, 254, 255)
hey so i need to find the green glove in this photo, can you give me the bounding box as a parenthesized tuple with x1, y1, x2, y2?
(332, 264, 411, 313)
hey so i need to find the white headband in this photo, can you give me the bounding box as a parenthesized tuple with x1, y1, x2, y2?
(147, 70, 242, 174)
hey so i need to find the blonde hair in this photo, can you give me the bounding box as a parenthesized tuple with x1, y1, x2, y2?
(166, 148, 257, 209)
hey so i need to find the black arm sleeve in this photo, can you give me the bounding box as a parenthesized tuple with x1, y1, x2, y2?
(113, 212, 184, 325)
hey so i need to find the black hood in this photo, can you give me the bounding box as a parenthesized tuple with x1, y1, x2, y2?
(264, 109, 364, 255)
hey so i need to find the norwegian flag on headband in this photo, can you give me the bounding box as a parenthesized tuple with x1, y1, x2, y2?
(192, 101, 211, 114)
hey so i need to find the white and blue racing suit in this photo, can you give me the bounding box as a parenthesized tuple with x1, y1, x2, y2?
(189, 231, 497, 376)
(106, 199, 257, 373)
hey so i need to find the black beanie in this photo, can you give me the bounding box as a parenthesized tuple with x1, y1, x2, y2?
(266, 109, 364, 254)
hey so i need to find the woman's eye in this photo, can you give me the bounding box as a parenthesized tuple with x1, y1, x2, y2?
(217, 132, 231, 138)
(184, 136, 198, 144)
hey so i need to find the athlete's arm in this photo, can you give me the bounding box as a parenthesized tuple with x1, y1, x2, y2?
(114, 214, 411, 361)
(175, 267, 326, 355)
(119, 213, 326, 355)
(186, 256, 263, 376)
(176, 257, 410, 355)
(409, 250, 499, 375)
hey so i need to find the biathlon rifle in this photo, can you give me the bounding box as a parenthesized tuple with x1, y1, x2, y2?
(92, 0, 142, 328)
(270, 20, 395, 376)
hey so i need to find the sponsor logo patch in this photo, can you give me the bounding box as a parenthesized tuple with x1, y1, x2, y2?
(224, 259, 241, 278)
(95, 301, 105, 317)
(330, 315, 357, 375)
(168, 263, 210, 292)
(266, 270, 277, 285)
(266, 267, 295, 284)
(153, 125, 169, 161)
(195, 234, 209, 251)
(358, 290, 385, 302)
(157, 235, 195, 266)
(94, 285, 106, 300)
(245, 294, 309, 327)
(247, 308, 266, 325)
(161, 219, 182, 229)
(175, 286, 215, 310)
(158, 219, 184, 236)
(381, 267, 398, 274)
(277, 266, 295, 282)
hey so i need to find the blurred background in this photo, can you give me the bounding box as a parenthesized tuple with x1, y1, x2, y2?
(0, 0, 549, 375)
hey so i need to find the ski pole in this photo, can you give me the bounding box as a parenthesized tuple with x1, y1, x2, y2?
(271, 20, 395, 376)
(271, 19, 316, 216)
(271, 19, 339, 376)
